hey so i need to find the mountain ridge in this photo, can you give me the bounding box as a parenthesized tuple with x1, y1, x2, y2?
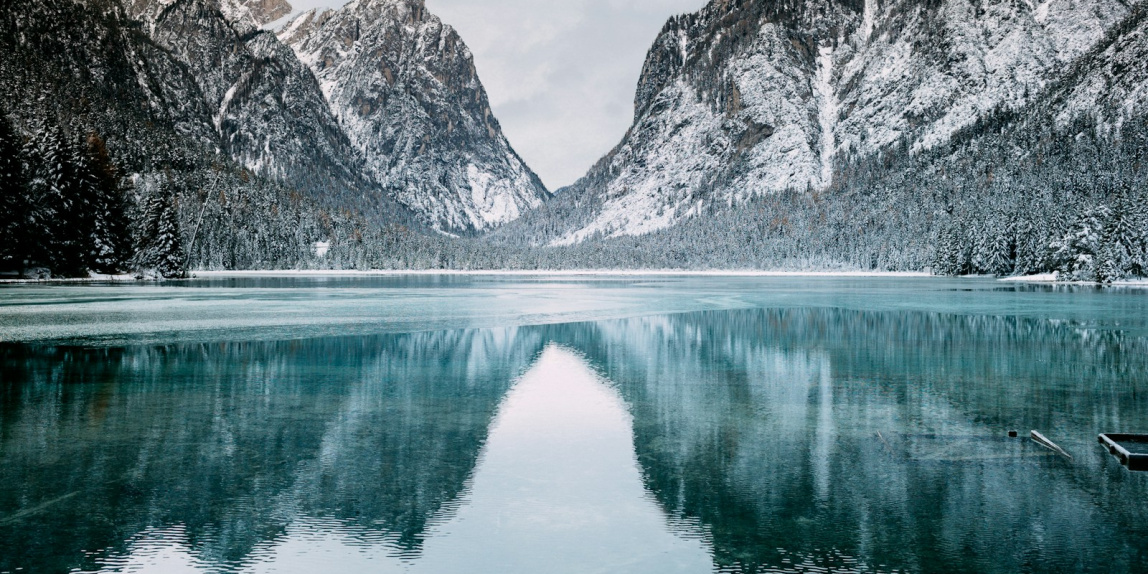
(518, 0, 1135, 245)
(279, 0, 551, 235)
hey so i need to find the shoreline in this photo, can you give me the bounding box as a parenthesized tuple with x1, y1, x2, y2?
(190, 269, 935, 278)
(1001, 273, 1148, 287)
(0, 268, 933, 284)
(2, 269, 1146, 285)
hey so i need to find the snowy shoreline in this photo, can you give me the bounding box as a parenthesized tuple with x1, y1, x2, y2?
(0, 273, 139, 284)
(190, 269, 936, 278)
(1000, 273, 1148, 287)
(4, 270, 1147, 285)
(0, 269, 932, 283)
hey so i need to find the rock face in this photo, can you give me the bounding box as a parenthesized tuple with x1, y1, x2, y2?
(1046, 5, 1148, 129)
(121, 0, 369, 207)
(279, 0, 550, 234)
(545, 0, 1132, 245)
(238, 0, 292, 25)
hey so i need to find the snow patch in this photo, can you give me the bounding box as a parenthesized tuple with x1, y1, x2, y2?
(860, 0, 878, 41)
(214, 84, 239, 134)
(1034, 1, 1052, 24)
(815, 45, 839, 188)
(1000, 273, 1058, 282)
(191, 270, 936, 278)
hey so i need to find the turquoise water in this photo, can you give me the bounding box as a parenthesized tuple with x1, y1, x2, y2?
(1, 276, 1146, 573)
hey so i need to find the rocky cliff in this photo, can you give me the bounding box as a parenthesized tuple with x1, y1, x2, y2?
(541, 0, 1133, 244)
(119, 0, 379, 213)
(279, 0, 551, 234)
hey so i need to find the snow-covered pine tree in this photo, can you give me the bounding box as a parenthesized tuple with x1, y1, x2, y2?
(0, 113, 28, 271)
(933, 212, 970, 276)
(25, 121, 93, 277)
(1012, 214, 1043, 277)
(970, 210, 1014, 276)
(86, 133, 133, 274)
(1097, 183, 1147, 282)
(1135, 185, 1148, 277)
(1053, 203, 1107, 282)
(135, 190, 185, 278)
(21, 116, 54, 270)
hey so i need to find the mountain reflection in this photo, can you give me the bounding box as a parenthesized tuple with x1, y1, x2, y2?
(2, 308, 1147, 573)
(582, 310, 1148, 573)
(0, 328, 546, 572)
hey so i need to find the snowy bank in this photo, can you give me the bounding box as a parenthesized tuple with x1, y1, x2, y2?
(1001, 274, 1148, 287)
(0, 273, 138, 284)
(190, 269, 936, 279)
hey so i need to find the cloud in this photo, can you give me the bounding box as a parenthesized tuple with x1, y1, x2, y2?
(278, 0, 706, 190)
(427, 0, 704, 190)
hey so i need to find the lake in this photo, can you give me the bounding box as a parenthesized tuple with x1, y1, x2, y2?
(1, 275, 1146, 573)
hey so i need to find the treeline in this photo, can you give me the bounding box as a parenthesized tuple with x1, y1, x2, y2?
(6, 102, 1144, 281)
(470, 100, 1148, 282)
(0, 107, 469, 279)
(0, 113, 140, 277)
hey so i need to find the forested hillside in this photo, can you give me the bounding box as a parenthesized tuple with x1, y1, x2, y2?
(0, 0, 521, 278)
(480, 0, 1148, 282)
(0, 0, 1145, 281)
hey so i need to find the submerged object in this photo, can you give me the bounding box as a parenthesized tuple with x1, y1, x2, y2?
(1031, 431, 1072, 460)
(1098, 434, 1148, 471)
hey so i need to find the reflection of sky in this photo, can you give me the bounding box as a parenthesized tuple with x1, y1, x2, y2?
(11, 303, 1148, 574)
(88, 346, 715, 573)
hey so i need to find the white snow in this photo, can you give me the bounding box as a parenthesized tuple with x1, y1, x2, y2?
(190, 270, 935, 278)
(0, 273, 138, 284)
(860, 0, 878, 41)
(278, 0, 547, 233)
(815, 45, 839, 188)
(566, 0, 1131, 246)
(214, 84, 239, 135)
(1034, 1, 1052, 24)
(1000, 273, 1059, 282)
(1001, 274, 1148, 287)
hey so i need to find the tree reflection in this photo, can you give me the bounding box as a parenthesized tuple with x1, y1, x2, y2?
(2, 307, 1147, 573)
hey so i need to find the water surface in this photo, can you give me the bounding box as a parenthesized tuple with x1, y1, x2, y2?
(1, 276, 1146, 573)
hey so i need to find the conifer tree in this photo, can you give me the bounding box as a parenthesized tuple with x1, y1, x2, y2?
(21, 117, 54, 270)
(1134, 185, 1148, 276)
(0, 114, 28, 272)
(135, 190, 185, 278)
(1053, 204, 1107, 282)
(22, 121, 92, 277)
(86, 133, 133, 274)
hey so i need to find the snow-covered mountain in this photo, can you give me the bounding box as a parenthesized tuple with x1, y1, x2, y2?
(541, 0, 1133, 245)
(117, 0, 375, 206)
(1046, 5, 1148, 130)
(278, 0, 550, 234)
(5, 0, 544, 235)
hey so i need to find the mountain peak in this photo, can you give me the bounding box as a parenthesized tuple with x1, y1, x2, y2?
(536, 0, 1132, 244)
(280, 0, 550, 233)
(222, 0, 292, 26)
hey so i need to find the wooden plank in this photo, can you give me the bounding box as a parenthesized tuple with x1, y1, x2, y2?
(1100, 434, 1148, 471)
(1031, 430, 1072, 460)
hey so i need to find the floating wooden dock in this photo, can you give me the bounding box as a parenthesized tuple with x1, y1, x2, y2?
(1098, 434, 1148, 471)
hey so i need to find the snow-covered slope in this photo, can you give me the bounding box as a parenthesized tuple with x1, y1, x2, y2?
(279, 0, 550, 234)
(545, 0, 1132, 245)
(1046, 5, 1148, 132)
(120, 0, 366, 202)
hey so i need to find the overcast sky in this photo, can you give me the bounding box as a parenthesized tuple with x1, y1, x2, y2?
(277, 0, 705, 190)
